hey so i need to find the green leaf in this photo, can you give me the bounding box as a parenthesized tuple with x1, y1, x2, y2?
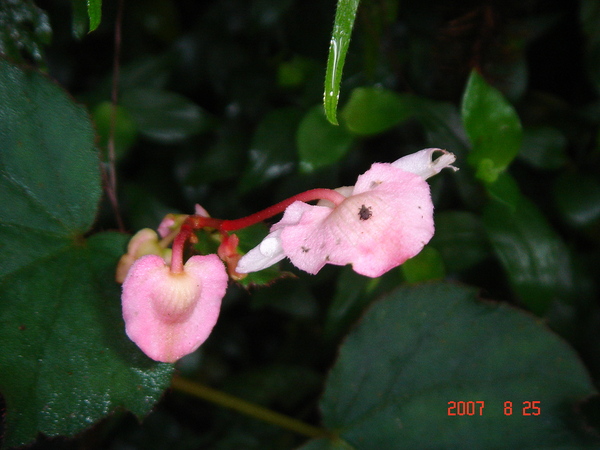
(483, 193, 575, 315)
(92, 101, 138, 161)
(554, 171, 600, 229)
(0, 60, 173, 447)
(324, 266, 371, 342)
(409, 96, 470, 153)
(519, 126, 567, 170)
(581, 0, 600, 94)
(324, 0, 360, 125)
(299, 437, 356, 450)
(429, 211, 490, 273)
(239, 107, 302, 193)
(87, 0, 102, 32)
(340, 87, 413, 135)
(71, 0, 102, 37)
(313, 283, 597, 448)
(70, 0, 88, 39)
(121, 88, 210, 143)
(461, 70, 522, 183)
(400, 246, 445, 283)
(297, 105, 354, 173)
(0, 0, 51, 64)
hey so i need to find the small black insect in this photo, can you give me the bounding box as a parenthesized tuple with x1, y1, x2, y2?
(358, 204, 372, 221)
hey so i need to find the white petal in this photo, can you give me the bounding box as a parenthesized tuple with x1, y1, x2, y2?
(392, 148, 458, 180)
(236, 230, 286, 273)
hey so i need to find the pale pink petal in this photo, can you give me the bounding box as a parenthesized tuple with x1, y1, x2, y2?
(279, 164, 434, 277)
(194, 203, 210, 217)
(392, 148, 457, 179)
(157, 217, 177, 239)
(122, 254, 228, 363)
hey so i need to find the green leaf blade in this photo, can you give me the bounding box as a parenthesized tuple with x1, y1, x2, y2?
(461, 70, 522, 183)
(121, 88, 210, 143)
(0, 60, 101, 235)
(0, 233, 173, 447)
(483, 193, 576, 315)
(340, 87, 413, 135)
(318, 283, 597, 448)
(87, 0, 102, 32)
(0, 60, 173, 447)
(324, 0, 360, 125)
(297, 105, 354, 173)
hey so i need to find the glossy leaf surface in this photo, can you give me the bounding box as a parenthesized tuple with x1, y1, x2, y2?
(483, 194, 575, 315)
(0, 60, 173, 447)
(297, 105, 354, 173)
(341, 87, 413, 135)
(305, 283, 597, 448)
(324, 0, 360, 125)
(462, 70, 522, 183)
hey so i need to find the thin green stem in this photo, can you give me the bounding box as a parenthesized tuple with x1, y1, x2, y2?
(171, 376, 331, 439)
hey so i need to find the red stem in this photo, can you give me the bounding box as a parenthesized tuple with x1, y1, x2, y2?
(169, 188, 346, 272)
(219, 188, 345, 232)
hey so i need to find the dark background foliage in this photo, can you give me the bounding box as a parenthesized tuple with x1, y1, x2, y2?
(2, 0, 600, 448)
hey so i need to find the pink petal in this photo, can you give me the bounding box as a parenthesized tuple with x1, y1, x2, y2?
(122, 254, 228, 363)
(279, 164, 434, 277)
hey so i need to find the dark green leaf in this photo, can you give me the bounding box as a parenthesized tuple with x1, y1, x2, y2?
(461, 70, 522, 183)
(554, 171, 600, 229)
(297, 105, 354, 173)
(251, 279, 317, 318)
(340, 87, 413, 135)
(92, 101, 138, 161)
(0, 0, 51, 64)
(87, 0, 102, 32)
(0, 59, 100, 236)
(324, 266, 371, 342)
(277, 56, 318, 89)
(121, 88, 210, 143)
(324, 0, 360, 125)
(70, 0, 88, 39)
(518, 126, 567, 170)
(299, 438, 356, 450)
(484, 171, 522, 211)
(0, 60, 173, 447)
(314, 283, 597, 448)
(429, 211, 490, 273)
(400, 246, 445, 283)
(239, 107, 302, 193)
(484, 194, 575, 315)
(581, 0, 600, 94)
(409, 96, 482, 208)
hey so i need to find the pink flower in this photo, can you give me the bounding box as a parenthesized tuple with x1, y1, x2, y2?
(237, 148, 456, 278)
(121, 254, 228, 363)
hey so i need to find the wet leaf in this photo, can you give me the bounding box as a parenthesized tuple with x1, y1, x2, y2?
(340, 87, 413, 135)
(324, 0, 360, 125)
(0, 60, 173, 447)
(462, 70, 522, 183)
(297, 105, 354, 173)
(307, 283, 597, 448)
